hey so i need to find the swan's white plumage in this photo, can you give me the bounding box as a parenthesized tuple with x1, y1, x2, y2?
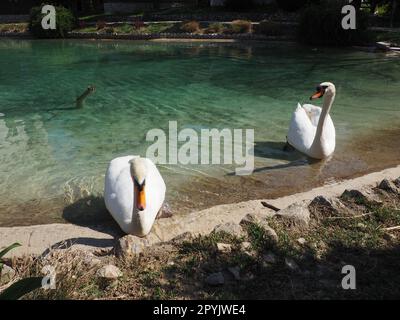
(288, 102, 335, 158)
(104, 156, 166, 236)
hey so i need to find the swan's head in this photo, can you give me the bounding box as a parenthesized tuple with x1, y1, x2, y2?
(129, 157, 148, 211)
(310, 82, 336, 100)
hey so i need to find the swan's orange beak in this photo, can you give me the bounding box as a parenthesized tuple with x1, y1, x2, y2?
(310, 91, 323, 100)
(134, 182, 146, 211)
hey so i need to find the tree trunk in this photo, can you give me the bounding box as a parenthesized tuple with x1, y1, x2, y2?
(391, 0, 398, 27)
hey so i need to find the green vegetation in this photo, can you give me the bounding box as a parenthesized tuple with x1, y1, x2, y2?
(0, 243, 42, 300)
(224, 0, 255, 11)
(276, 0, 309, 12)
(204, 22, 225, 34)
(227, 20, 252, 34)
(375, 29, 400, 45)
(30, 6, 76, 38)
(254, 20, 283, 36)
(298, 0, 374, 45)
(180, 21, 201, 33)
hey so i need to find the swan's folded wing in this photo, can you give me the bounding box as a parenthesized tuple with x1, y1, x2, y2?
(287, 104, 316, 153)
(104, 156, 138, 229)
(302, 104, 322, 127)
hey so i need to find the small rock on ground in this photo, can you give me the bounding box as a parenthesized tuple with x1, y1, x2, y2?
(285, 257, 300, 272)
(240, 214, 278, 243)
(96, 264, 122, 279)
(275, 203, 311, 228)
(240, 241, 252, 251)
(263, 252, 277, 264)
(216, 243, 232, 253)
(341, 189, 381, 205)
(227, 266, 241, 281)
(205, 272, 225, 286)
(213, 222, 245, 238)
(378, 179, 399, 194)
(297, 238, 306, 245)
(115, 235, 151, 259)
(0, 264, 16, 285)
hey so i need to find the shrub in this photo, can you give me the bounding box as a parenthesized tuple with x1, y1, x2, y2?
(298, 1, 374, 46)
(228, 20, 252, 34)
(276, 0, 308, 12)
(29, 5, 76, 38)
(204, 22, 225, 34)
(224, 0, 255, 11)
(132, 20, 145, 30)
(96, 20, 106, 30)
(180, 21, 200, 33)
(255, 20, 283, 36)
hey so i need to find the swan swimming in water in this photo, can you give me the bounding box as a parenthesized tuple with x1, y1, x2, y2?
(104, 156, 166, 236)
(287, 82, 336, 159)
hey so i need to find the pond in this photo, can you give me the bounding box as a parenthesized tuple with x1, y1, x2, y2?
(0, 39, 399, 226)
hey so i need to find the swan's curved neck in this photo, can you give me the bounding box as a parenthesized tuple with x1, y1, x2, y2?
(310, 92, 335, 158)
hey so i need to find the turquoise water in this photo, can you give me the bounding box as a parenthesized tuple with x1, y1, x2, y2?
(0, 39, 399, 226)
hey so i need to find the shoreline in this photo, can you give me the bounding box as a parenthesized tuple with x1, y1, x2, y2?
(1, 164, 399, 258)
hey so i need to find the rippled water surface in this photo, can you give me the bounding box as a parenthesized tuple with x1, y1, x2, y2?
(0, 39, 399, 226)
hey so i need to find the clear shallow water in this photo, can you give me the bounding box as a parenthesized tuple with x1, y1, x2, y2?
(0, 39, 399, 226)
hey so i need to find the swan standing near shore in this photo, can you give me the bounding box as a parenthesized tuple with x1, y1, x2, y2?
(287, 82, 336, 159)
(104, 156, 166, 236)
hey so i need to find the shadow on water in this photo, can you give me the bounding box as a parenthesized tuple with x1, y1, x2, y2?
(227, 140, 320, 175)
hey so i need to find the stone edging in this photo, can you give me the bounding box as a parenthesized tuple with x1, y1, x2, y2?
(1, 165, 400, 258)
(67, 31, 290, 41)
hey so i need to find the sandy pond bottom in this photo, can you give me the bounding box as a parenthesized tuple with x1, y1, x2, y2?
(0, 39, 399, 226)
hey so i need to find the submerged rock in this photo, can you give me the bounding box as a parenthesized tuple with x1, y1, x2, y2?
(205, 272, 225, 286)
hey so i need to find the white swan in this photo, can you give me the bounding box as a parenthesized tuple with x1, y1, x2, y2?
(287, 82, 336, 159)
(104, 156, 166, 236)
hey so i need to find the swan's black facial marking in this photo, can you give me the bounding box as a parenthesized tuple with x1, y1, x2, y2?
(133, 178, 146, 191)
(316, 85, 328, 94)
(310, 85, 328, 100)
